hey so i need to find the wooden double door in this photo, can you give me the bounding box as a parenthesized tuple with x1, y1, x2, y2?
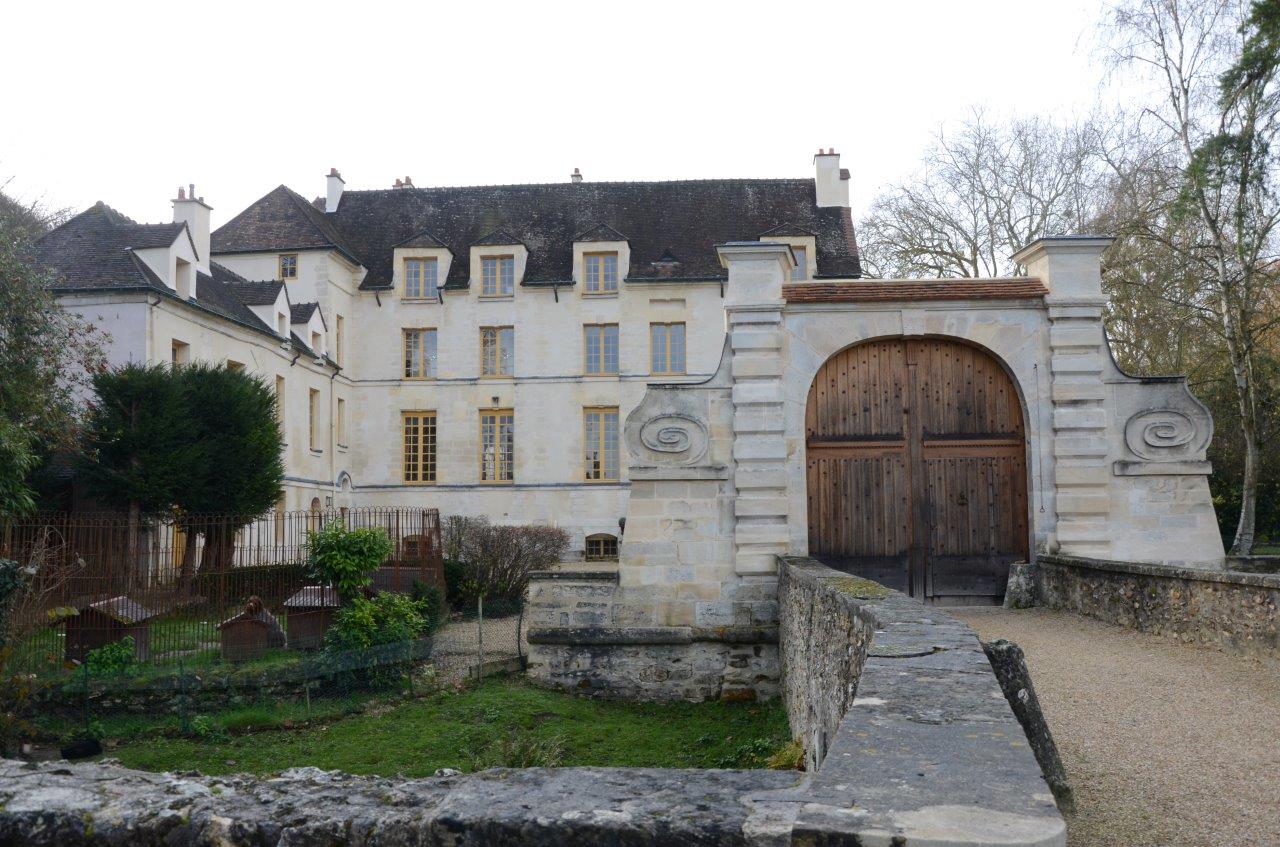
(805, 338, 1028, 602)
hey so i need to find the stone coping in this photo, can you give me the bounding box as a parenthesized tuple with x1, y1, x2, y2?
(527, 569, 619, 582)
(527, 625, 779, 646)
(1225, 555, 1280, 575)
(1040, 553, 1280, 590)
(0, 564, 1064, 846)
(779, 556, 1066, 846)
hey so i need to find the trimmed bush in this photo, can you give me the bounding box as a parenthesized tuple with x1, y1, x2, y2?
(307, 522, 393, 604)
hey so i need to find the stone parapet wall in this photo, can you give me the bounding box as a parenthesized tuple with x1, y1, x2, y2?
(1038, 554, 1279, 659)
(777, 557, 876, 768)
(777, 556, 1066, 844)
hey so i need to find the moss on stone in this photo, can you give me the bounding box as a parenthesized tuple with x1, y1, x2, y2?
(829, 576, 891, 600)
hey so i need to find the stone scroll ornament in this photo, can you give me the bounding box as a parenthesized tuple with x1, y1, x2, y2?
(638, 413, 710, 465)
(1123, 409, 1208, 461)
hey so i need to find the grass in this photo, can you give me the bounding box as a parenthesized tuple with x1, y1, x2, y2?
(98, 675, 794, 776)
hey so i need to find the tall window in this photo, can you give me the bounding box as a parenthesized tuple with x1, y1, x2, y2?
(335, 315, 345, 365)
(308, 388, 320, 450)
(791, 246, 809, 281)
(403, 328, 438, 379)
(279, 254, 298, 279)
(311, 330, 322, 354)
(650, 322, 686, 375)
(404, 258, 439, 299)
(480, 326, 514, 376)
(583, 324, 619, 375)
(480, 409, 515, 482)
(402, 411, 437, 483)
(584, 252, 619, 294)
(171, 339, 189, 366)
(583, 407, 620, 481)
(336, 397, 347, 446)
(481, 255, 515, 296)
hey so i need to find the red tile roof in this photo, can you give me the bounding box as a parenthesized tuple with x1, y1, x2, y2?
(784, 278, 1047, 303)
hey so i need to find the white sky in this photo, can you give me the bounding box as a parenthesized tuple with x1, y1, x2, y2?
(2, 0, 1110, 230)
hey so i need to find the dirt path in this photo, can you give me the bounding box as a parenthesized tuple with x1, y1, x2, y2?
(951, 608, 1280, 847)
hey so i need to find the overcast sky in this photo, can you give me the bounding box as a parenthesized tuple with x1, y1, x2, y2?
(3, 0, 1110, 229)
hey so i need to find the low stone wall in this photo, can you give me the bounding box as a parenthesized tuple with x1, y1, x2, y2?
(777, 556, 1065, 844)
(1038, 554, 1280, 659)
(777, 559, 876, 767)
(524, 570, 780, 701)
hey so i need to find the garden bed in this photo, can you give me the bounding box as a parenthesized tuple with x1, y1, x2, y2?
(39, 675, 793, 776)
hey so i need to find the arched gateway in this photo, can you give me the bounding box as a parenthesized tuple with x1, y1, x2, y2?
(805, 338, 1028, 602)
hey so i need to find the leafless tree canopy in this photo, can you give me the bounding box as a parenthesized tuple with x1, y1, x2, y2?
(857, 110, 1108, 278)
(442, 515, 570, 602)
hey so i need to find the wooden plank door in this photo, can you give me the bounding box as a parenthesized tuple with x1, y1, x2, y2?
(805, 338, 1028, 601)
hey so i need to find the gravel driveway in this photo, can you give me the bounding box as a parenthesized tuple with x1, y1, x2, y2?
(953, 607, 1280, 847)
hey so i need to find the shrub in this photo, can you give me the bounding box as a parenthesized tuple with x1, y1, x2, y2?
(84, 636, 138, 677)
(324, 592, 430, 688)
(307, 522, 393, 604)
(411, 580, 445, 633)
(443, 517, 569, 608)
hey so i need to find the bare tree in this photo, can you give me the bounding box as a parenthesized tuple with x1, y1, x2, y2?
(1106, 0, 1280, 553)
(857, 110, 1107, 278)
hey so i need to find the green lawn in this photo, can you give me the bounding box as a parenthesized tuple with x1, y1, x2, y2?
(99, 676, 794, 776)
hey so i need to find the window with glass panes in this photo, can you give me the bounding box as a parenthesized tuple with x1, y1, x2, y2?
(584, 252, 619, 294)
(650, 322, 686, 374)
(403, 328, 438, 379)
(480, 409, 515, 482)
(480, 326, 514, 376)
(583, 324, 619, 374)
(404, 258, 439, 299)
(585, 534, 619, 560)
(481, 255, 515, 296)
(401, 411, 437, 483)
(583, 407, 620, 481)
(791, 246, 809, 280)
(279, 254, 298, 279)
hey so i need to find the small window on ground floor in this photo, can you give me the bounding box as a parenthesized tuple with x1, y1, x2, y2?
(585, 533, 619, 561)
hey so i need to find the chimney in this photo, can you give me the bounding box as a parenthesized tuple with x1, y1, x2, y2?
(325, 168, 345, 213)
(571, 167, 583, 184)
(393, 178, 403, 188)
(813, 148, 850, 208)
(172, 183, 212, 273)
(403, 175, 414, 188)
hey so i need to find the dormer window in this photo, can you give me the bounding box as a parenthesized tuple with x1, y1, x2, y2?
(481, 256, 515, 297)
(584, 252, 619, 294)
(404, 258, 439, 300)
(279, 254, 298, 280)
(791, 246, 809, 281)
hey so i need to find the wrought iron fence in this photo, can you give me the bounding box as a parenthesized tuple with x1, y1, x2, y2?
(1, 508, 443, 676)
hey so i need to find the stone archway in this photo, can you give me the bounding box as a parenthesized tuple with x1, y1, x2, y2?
(804, 337, 1029, 602)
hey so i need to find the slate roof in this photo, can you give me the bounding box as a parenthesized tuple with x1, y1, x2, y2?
(210, 184, 360, 265)
(290, 301, 320, 325)
(224, 279, 284, 306)
(212, 178, 862, 290)
(35, 202, 314, 346)
(782, 278, 1048, 303)
(36, 202, 188, 292)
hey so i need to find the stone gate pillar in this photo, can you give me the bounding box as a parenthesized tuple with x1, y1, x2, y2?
(1013, 237, 1115, 559)
(717, 242, 795, 575)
